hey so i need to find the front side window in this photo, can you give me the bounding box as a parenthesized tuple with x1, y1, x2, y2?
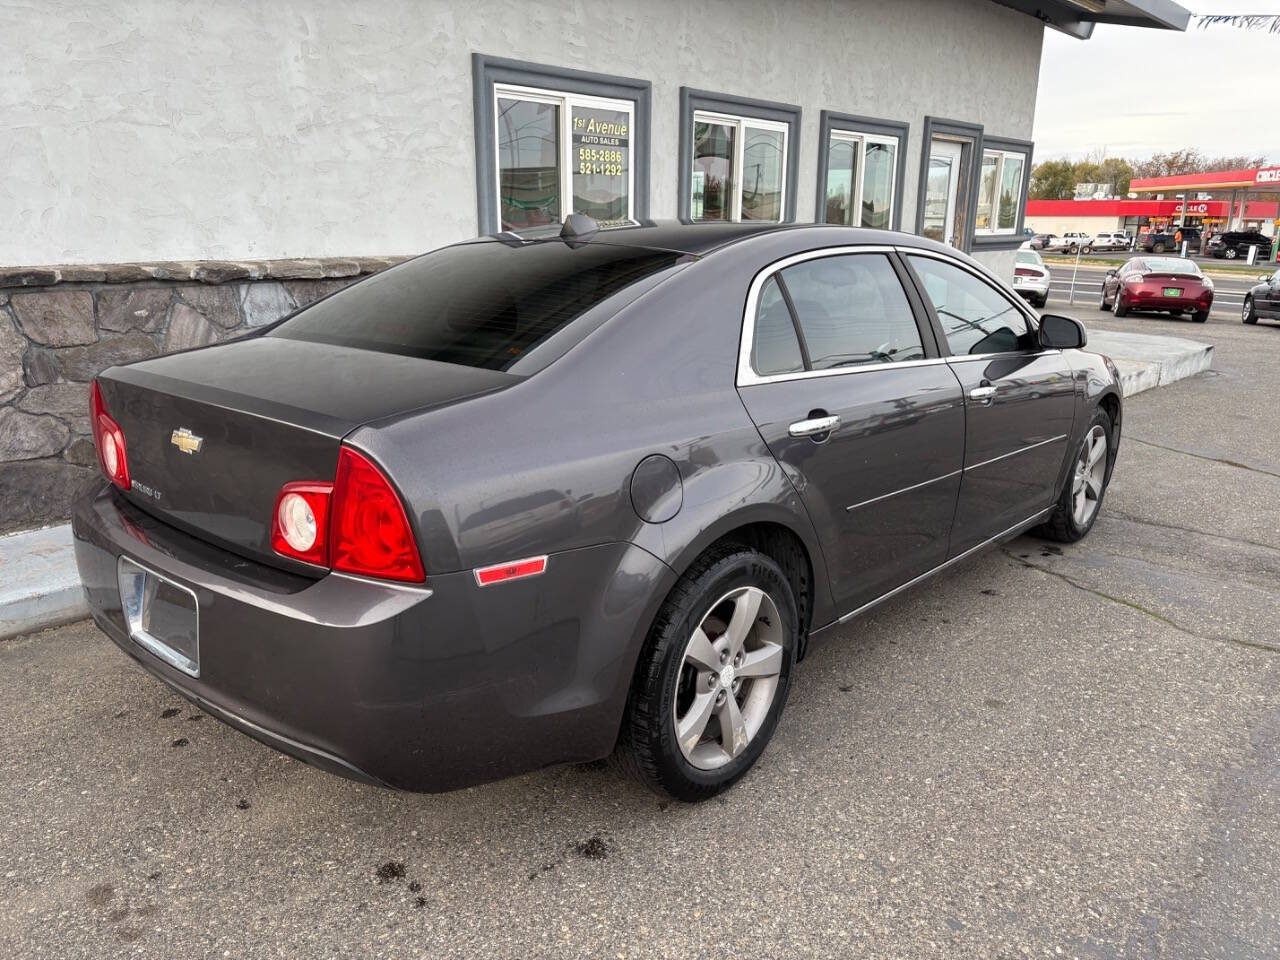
(750, 254, 924, 375)
(907, 255, 1035, 356)
(975, 149, 1027, 235)
(496, 85, 634, 231)
(691, 111, 788, 222)
(823, 132, 899, 229)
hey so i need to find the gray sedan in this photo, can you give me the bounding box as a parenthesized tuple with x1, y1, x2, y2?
(73, 219, 1122, 801)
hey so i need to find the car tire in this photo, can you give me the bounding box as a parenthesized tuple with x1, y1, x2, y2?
(1034, 294, 1047, 309)
(1152, 242, 1165, 254)
(1098, 286, 1110, 311)
(615, 545, 798, 802)
(1192, 309, 1209, 323)
(1243, 296, 1258, 325)
(1067, 244, 1077, 254)
(1036, 408, 1114, 543)
(1224, 248, 1237, 260)
(1112, 291, 1128, 317)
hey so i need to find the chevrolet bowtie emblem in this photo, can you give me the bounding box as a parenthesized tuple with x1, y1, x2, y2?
(170, 427, 204, 455)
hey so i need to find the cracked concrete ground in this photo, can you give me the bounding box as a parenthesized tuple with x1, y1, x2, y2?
(2, 312, 1278, 958)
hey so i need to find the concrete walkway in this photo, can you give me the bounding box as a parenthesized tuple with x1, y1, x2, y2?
(1087, 329, 1214, 397)
(0, 524, 87, 639)
(0, 329, 1211, 641)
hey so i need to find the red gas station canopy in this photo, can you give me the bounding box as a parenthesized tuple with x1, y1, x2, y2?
(1129, 166, 1280, 193)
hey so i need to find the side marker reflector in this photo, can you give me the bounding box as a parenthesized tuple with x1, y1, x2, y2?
(474, 556, 548, 587)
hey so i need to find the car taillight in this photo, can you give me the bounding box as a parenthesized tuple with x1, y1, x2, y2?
(1014, 267, 1040, 277)
(331, 447, 424, 582)
(270, 447, 424, 582)
(270, 482, 332, 566)
(90, 379, 130, 490)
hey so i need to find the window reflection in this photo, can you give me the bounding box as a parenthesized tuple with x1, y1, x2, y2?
(825, 139, 856, 226)
(497, 98, 560, 231)
(861, 141, 895, 229)
(692, 121, 734, 221)
(741, 127, 785, 221)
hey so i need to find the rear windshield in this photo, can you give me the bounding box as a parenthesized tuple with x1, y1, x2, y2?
(1015, 251, 1040, 264)
(1142, 257, 1199, 274)
(272, 241, 682, 371)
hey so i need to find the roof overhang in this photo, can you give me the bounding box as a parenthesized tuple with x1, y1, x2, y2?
(989, 0, 1190, 39)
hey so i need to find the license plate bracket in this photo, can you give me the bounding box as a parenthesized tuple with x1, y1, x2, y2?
(1163, 287, 1182, 297)
(118, 557, 200, 677)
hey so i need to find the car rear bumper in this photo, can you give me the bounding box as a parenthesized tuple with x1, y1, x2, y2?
(72, 482, 673, 792)
(1012, 278, 1050, 300)
(1122, 290, 1212, 311)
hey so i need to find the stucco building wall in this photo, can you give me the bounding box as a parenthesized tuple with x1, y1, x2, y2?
(3, 0, 1043, 265)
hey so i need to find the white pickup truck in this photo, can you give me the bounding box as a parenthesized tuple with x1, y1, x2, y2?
(1058, 232, 1093, 254)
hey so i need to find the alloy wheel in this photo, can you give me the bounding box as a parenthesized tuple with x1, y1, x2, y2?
(673, 586, 784, 771)
(1072, 425, 1108, 527)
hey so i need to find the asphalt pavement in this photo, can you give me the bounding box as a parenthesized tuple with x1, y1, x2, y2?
(3, 310, 1280, 958)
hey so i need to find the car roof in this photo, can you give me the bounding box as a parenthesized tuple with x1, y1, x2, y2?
(482, 219, 958, 258)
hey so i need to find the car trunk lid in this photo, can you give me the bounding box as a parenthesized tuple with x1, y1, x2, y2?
(97, 335, 518, 572)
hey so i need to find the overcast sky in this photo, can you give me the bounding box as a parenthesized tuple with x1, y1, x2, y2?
(1033, 1, 1278, 163)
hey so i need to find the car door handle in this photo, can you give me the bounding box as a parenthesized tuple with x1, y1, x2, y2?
(969, 385, 998, 403)
(788, 415, 840, 438)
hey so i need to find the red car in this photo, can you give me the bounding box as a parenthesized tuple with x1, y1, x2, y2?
(1099, 256, 1214, 323)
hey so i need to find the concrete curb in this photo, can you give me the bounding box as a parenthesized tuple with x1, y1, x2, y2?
(0, 330, 1213, 640)
(0, 524, 88, 640)
(1087, 330, 1213, 398)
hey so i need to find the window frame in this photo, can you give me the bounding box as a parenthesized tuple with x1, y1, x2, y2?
(914, 119, 1034, 253)
(814, 111, 909, 230)
(736, 246, 943, 387)
(899, 247, 1044, 361)
(472, 54, 651, 234)
(974, 147, 1028, 237)
(492, 82, 637, 231)
(679, 88, 801, 224)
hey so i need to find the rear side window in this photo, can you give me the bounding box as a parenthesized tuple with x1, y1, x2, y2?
(766, 254, 925, 371)
(751, 276, 805, 376)
(272, 241, 681, 371)
(906, 255, 1035, 356)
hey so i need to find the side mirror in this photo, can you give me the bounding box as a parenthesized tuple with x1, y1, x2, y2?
(1105, 268, 1118, 278)
(1039, 314, 1087, 350)
(1262, 274, 1273, 282)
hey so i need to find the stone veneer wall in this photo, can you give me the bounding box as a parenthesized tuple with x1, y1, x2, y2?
(0, 257, 406, 534)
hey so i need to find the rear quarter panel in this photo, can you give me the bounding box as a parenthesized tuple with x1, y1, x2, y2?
(349, 232, 841, 627)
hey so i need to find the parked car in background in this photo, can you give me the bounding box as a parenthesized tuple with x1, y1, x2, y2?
(1061, 232, 1092, 253)
(1090, 233, 1129, 252)
(1207, 230, 1274, 261)
(1142, 226, 1200, 255)
(1028, 234, 1057, 250)
(71, 219, 1123, 802)
(1242, 269, 1280, 325)
(1013, 248, 1051, 308)
(1099, 255, 1214, 322)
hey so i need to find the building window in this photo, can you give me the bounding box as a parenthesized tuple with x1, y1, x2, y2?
(496, 85, 634, 230)
(823, 133, 899, 229)
(975, 148, 1027, 235)
(680, 89, 801, 224)
(691, 112, 788, 221)
(816, 112, 908, 231)
(472, 55, 651, 235)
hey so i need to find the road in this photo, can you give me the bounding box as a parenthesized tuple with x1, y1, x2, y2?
(3, 312, 1280, 958)
(1040, 262, 1259, 322)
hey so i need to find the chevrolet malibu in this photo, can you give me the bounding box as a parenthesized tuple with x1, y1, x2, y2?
(1099, 255, 1213, 322)
(73, 219, 1122, 801)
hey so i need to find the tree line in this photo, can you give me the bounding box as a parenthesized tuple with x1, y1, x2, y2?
(1030, 149, 1273, 201)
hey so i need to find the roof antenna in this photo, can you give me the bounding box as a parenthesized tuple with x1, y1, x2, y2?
(560, 213, 599, 241)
